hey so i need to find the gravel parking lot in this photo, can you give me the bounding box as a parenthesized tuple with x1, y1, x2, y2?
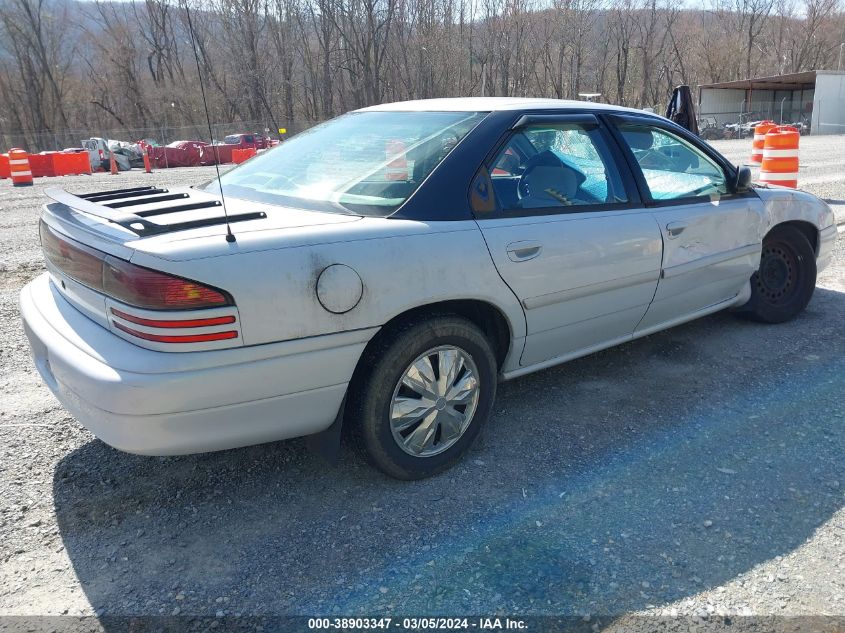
(1, 136, 844, 627)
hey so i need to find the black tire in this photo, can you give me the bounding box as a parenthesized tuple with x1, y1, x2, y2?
(349, 315, 497, 480)
(737, 225, 816, 324)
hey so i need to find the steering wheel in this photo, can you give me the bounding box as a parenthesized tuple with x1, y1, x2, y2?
(517, 164, 535, 200)
(518, 151, 588, 205)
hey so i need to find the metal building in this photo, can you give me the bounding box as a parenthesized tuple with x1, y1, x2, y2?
(698, 70, 845, 135)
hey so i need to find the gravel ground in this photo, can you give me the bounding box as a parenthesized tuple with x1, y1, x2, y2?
(1, 136, 844, 628)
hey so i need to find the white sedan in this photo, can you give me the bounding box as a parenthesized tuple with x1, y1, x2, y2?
(20, 98, 837, 479)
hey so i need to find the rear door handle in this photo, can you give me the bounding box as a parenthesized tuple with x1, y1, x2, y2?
(506, 241, 543, 262)
(665, 222, 687, 238)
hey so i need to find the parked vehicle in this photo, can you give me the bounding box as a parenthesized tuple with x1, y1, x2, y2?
(81, 137, 109, 171)
(81, 137, 142, 171)
(22, 99, 837, 479)
(223, 133, 270, 150)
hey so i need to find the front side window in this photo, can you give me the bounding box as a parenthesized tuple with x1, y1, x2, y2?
(619, 124, 728, 200)
(487, 122, 627, 213)
(208, 111, 486, 216)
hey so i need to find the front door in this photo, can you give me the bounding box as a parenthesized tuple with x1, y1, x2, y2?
(474, 114, 663, 367)
(611, 121, 765, 331)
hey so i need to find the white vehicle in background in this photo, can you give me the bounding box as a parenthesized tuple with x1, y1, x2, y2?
(22, 98, 837, 479)
(81, 137, 138, 171)
(81, 137, 109, 172)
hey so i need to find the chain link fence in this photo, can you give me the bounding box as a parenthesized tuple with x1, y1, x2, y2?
(698, 99, 814, 139)
(0, 119, 322, 154)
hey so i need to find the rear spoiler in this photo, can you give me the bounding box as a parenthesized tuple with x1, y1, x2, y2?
(44, 186, 265, 237)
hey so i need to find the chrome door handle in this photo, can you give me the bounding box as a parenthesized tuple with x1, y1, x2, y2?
(666, 222, 687, 238)
(506, 241, 542, 262)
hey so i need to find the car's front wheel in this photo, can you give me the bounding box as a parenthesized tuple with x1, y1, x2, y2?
(350, 315, 497, 480)
(737, 224, 817, 323)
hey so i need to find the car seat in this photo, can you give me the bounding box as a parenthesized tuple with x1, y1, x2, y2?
(518, 151, 585, 208)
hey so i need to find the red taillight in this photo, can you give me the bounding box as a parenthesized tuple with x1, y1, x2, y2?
(40, 222, 103, 288)
(110, 308, 235, 329)
(103, 257, 230, 310)
(112, 321, 238, 343)
(40, 221, 232, 311)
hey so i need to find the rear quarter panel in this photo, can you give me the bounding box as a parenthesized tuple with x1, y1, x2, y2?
(129, 219, 528, 371)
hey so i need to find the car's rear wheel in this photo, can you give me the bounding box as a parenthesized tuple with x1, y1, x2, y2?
(350, 315, 497, 479)
(737, 225, 816, 323)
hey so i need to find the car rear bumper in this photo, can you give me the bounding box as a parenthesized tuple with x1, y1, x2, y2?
(20, 273, 375, 455)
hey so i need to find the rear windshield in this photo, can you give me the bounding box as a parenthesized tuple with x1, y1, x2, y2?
(224, 135, 241, 144)
(206, 111, 486, 216)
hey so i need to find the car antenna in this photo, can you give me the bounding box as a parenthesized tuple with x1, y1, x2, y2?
(182, 0, 236, 243)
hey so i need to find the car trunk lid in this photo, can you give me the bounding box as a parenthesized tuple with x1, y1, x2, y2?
(41, 185, 360, 254)
(38, 186, 362, 345)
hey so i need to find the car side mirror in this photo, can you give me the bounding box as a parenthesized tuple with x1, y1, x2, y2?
(734, 165, 752, 192)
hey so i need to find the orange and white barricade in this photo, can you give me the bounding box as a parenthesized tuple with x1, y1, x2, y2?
(384, 139, 408, 181)
(751, 120, 776, 163)
(8, 148, 33, 186)
(760, 126, 799, 189)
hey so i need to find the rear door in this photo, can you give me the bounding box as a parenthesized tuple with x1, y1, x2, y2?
(473, 113, 663, 367)
(610, 117, 765, 331)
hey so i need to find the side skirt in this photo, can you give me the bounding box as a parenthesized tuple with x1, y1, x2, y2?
(500, 293, 746, 381)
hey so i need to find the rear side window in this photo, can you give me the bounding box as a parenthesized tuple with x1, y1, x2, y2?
(619, 124, 728, 200)
(213, 111, 486, 216)
(487, 122, 627, 213)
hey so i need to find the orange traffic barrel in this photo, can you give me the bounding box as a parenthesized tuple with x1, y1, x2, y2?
(0, 153, 9, 179)
(385, 139, 408, 180)
(760, 126, 799, 189)
(751, 120, 776, 163)
(8, 148, 33, 186)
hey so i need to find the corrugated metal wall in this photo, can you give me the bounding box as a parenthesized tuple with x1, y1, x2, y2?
(812, 72, 845, 135)
(699, 88, 747, 127)
(699, 85, 817, 132)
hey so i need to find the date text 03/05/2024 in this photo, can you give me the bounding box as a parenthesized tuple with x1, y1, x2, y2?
(307, 617, 528, 630)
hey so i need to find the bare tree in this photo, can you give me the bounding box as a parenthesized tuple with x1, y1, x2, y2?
(0, 0, 72, 144)
(2, 0, 845, 150)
